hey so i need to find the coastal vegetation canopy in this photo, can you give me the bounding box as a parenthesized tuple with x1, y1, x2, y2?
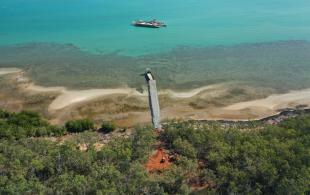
(0, 109, 309, 194)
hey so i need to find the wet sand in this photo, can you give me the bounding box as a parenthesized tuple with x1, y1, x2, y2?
(48, 84, 231, 111)
(0, 68, 310, 124)
(0, 69, 143, 111)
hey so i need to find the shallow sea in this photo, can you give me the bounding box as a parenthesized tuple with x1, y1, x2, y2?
(1, 0, 310, 55)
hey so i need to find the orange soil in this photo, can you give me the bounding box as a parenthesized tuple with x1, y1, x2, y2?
(145, 148, 171, 172)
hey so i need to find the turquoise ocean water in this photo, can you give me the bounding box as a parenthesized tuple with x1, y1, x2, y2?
(1, 0, 310, 55)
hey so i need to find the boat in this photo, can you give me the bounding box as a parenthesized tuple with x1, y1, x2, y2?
(132, 19, 167, 28)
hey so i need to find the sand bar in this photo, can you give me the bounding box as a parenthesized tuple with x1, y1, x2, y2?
(25, 84, 66, 93)
(49, 88, 143, 111)
(0, 68, 21, 75)
(48, 84, 228, 111)
(224, 88, 310, 111)
(163, 84, 226, 98)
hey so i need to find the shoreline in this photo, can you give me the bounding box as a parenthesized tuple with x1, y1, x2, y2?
(0, 68, 231, 110)
(186, 108, 310, 125)
(1, 67, 310, 124)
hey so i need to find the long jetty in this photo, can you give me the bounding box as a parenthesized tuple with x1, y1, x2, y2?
(144, 69, 161, 130)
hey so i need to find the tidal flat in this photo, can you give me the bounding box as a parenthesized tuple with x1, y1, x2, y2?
(0, 65, 309, 127)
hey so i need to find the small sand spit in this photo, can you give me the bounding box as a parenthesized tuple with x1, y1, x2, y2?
(0, 68, 21, 75)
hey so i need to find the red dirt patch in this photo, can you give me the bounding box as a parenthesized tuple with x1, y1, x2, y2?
(145, 148, 171, 172)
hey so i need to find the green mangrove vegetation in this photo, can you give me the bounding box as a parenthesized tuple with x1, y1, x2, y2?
(65, 119, 95, 133)
(0, 110, 309, 194)
(100, 121, 116, 134)
(0, 110, 66, 139)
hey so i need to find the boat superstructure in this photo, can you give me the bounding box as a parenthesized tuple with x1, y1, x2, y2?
(132, 19, 167, 28)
